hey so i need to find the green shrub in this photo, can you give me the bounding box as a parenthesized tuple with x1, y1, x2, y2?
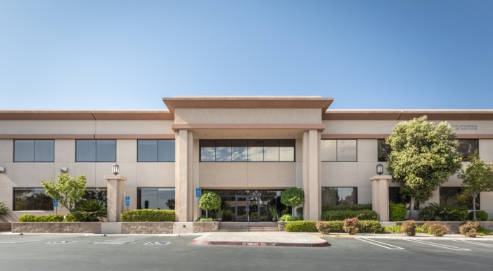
(279, 214, 302, 221)
(0, 202, 9, 215)
(63, 213, 77, 222)
(429, 222, 448, 236)
(199, 218, 213, 222)
(281, 187, 304, 209)
(383, 225, 402, 234)
(316, 222, 330, 235)
(389, 204, 407, 221)
(418, 203, 468, 221)
(477, 228, 493, 236)
(359, 220, 382, 233)
(327, 221, 344, 232)
(120, 209, 175, 222)
(18, 214, 64, 222)
(401, 220, 417, 236)
(322, 204, 372, 212)
(460, 221, 480, 237)
(421, 222, 432, 233)
(343, 217, 359, 235)
(321, 210, 377, 221)
(468, 211, 489, 221)
(72, 199, 106, 222)
(284, 221, 317, 232)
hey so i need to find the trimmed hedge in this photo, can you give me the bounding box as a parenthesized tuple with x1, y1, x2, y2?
(284, 220, 381, 233)
(321, 210, 377, 221)
(389, 203, 407, 221)
(418, 203, 468, 221)
(468, 211, 489, 221)
(322, 204, 372, 212)
(18, 214, 64, 222)
(120, 210, 175, 222)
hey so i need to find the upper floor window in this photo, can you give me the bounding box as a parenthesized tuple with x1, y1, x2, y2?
(321, 140, 357, 162)
(199, 139, 295, 162)
(14, 140, 54, 162)
(378, 139, 391, 162)
(137, 140, 175, 162)
(13, 188, 53, 211)
(76, 140, 116, 162)
(457, 139, 479, 162)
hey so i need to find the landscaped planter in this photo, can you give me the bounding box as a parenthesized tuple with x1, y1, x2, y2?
(193, 222, 219, 233)
(121, 222, 173, 234)
(0, 222, 11, 232)
(12, 222, 101, 233)
(278, 221, 287, 231)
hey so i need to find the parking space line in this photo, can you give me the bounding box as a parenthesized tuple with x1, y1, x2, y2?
(454, 240, 493, 248)
(356, 238, 405, 250)
(405, 239, 471, 251)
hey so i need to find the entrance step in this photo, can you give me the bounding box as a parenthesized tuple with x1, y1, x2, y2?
(218, 222, 279, 232)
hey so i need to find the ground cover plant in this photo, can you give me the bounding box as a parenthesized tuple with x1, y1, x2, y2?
(389, 203, 407, 221)
(120, 209, 175, 222)
(321, 210, 377, 221)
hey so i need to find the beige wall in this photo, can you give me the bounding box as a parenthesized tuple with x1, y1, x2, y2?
(175, 108, 322, 124)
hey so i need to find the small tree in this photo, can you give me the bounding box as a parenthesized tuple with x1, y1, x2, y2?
(458, 152, 493, 220)
(281, 187, 304, 216)
(386, 116, 462, 218)
(198, 191, 221, 218)
(41, 173, 87, 213)
(0, 202, 8, 215)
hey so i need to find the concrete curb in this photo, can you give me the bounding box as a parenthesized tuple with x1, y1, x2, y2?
(191, 239, 329, 247)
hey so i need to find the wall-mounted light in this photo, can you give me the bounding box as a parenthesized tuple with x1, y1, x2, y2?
(60, 167, 68, 173)
(0, 167, 4, 173)
(112, 163, 119, 176)
(376, 164, 384, 175)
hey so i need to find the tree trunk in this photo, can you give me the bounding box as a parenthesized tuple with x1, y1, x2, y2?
(206, 210, 208, 218)
(408, 197, 415, 220)
(472, 193, 477, 220)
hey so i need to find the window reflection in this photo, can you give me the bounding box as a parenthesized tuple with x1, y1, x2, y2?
(263, 140, 279, 161)
(14, 188, 53, 211)
(321, 140, 357, 162)
(321, 187, 357, 207)
(232, 140, 248, 161)
(200, 139, 295, 162)
(137, 188, 175, 210)
(215, 140, 232, 162)
(248, 140, 263, 161)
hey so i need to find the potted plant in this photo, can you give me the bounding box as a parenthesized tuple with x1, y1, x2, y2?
(270, 205, 277, 221)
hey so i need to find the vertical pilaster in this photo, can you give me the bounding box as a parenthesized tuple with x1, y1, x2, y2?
(187, 131, 194, 221)
(370, 175, 392, 221)
(105, 175, 126, 222)
(302, 131, 310, 219)
(175, 129, 188, 222)
(307, 129, 321, 220)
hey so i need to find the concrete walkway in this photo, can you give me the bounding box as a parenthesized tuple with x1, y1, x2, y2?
(191, 232, 328, 247)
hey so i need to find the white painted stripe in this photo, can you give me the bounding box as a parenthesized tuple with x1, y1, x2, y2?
(454, 240, 493, 248)
(406, 239, 471, 251)
(357, 238, 404, 250)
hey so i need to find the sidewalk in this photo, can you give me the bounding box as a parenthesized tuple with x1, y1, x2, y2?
(317, 232, 493, 240)
(191, 232, 328, 247)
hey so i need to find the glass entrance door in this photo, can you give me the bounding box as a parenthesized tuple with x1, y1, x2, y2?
(235, 196, 259, 222)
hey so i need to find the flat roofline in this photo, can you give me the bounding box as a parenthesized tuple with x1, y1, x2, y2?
(324, 109, 493, 121)
(0, 110, 173, 120)
(162, 96, 334, 113)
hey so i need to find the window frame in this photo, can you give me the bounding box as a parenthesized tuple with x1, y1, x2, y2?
(199, 139, 296, 162)
(137, 139, 175, 162)
(13, 188, 54, 211)
(13, 139, 55, 163)
(75, 139, 117, 162)
(321, 139, 358, 162)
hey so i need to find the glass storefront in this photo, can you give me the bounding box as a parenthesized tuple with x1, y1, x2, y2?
(203, 190, 289, 221)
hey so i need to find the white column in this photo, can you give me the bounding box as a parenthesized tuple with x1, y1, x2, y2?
(175, 129, 189, 222)
(302, 131, 310, 218)
(369, 175, 392, 221)
(303, 130, 321, 221)
(105, 175, 126, 222)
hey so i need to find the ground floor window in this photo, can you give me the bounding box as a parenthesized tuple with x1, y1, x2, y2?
(84, 188, 107, 205)
(321, 187, 357, 207)
(13, 188, 53, 211)
(389, 187, 419, 210)
(137, 188, 175, 210)
(203, 190, 288, 221)
(440, 187, 479, 210)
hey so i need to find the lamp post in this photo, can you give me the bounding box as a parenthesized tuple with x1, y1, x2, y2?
(376, 164, 384, 175)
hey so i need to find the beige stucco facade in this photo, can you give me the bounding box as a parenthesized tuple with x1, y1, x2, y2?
(1, 97, 493, 222)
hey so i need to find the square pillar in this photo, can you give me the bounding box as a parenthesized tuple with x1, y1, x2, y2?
(105, 175, 126, 222)
(303, 129, 321, 221)
(175, 129, 189, 222)
(369, 175, 392, 221)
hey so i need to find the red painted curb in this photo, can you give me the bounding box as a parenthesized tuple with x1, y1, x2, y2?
(191, 240, 328, 247)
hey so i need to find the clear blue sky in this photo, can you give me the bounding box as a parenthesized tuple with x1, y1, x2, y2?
(1, 0, 492, 110)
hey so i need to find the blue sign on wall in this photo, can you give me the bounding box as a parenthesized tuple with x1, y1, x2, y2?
(53, 199, 58, 207)
(125, 196, 130, 207)
(195, 188, 201, 198)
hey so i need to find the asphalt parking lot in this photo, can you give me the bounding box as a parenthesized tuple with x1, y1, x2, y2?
(0, 234, 492, 271)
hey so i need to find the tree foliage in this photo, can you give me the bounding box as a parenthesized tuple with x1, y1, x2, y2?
(41, 173, 87, 213)
(386, 116, 462, 208)
(198, 191, 221, 218)
(0, 202, 8, 215)
(280, 187, 304, 207)
(458, 152, 493, 220)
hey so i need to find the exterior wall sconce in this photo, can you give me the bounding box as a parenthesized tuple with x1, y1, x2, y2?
(376, 164, 384, 175)
(0, 167, 4, 173)
(112, 163, 119, 176)
(60, 167, 68, 173)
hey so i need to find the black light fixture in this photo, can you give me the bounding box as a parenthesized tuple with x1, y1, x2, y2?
(376, 164, 384, 175)
(112, 163, 119, 176)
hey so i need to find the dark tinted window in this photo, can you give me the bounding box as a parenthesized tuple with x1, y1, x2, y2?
(440, 187, 479, 209)
(378, 139, 391, 162)
(14, 140, 54, 162)
(457, 139, 479, 162)
(215, 140, 232, 162)
(279, 140, 295, 161)
(232, 140, 247, 161)
(321, 140, 357, 162)
(76, 140, 116, 162)
(13, 188, 53, 211)
(157, 140, 175, 162)
(137, 188, 175, 210)
(321, 187, 357, 207)
(138, 140, 175, 162)
(200, 140, 216, 162)
(200, 139, 295, 162)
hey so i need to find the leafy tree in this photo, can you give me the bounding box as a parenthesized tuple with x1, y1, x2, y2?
(0, 202, 8, 215)
(41, 173, 87, 213)
(386, 116, 462, 218)
(458, 152, 493, 220)
(281, 187, 304, 216)
(198, 191, 221, 218)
